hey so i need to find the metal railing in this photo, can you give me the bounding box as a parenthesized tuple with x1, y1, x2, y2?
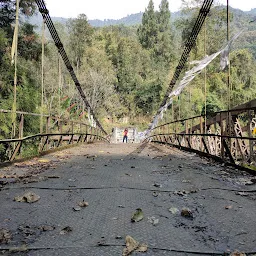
(0, 110, 108, 162)
(147, 100, 256, 171)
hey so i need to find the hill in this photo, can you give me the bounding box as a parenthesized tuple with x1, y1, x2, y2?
(25, 6, 256, 58)
(26, 7, 256, 29)
(25, 10, 182, 28)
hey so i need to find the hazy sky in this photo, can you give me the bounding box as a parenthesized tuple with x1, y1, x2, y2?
(45, 0, 255, 20)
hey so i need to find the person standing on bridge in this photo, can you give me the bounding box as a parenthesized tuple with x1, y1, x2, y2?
(123, 128, 128, 143)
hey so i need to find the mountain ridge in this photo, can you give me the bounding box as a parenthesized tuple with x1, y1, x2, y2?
(26, 9, 197, 28)
(26, 7, 256, 29)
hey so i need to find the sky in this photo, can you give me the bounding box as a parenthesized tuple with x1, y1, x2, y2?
(45, 0, 255, 20)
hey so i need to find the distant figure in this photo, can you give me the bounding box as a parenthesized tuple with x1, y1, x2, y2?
(123, 128, 128, 143)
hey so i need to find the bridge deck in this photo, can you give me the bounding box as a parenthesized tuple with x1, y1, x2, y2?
(0, 142, 256, 255)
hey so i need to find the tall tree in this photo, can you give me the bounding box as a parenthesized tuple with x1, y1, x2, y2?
(137, 0, 158, 49)
(138, 0, 174, 66)
(154, 0, 174, 64)
(158, 0, 171, 32)
(68, 14, 94, 69)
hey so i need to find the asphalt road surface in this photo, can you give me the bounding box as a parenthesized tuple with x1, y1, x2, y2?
(0, 142, 256, 255)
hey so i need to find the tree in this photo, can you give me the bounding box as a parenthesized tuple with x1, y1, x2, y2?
(18, 23, 41, 61)
(158, 0, 171, 33)
(0, 2, 41, 145)
(68, 14, 94, 69)
(154, 0, 174, 64)
(138, 0, 174, 66)
(0, 0, 37, 37)
(229, 49, 256, 107)
(137, 0, 158, 49)
(115, 38, 142, 114)
(79, 42, 118, 118)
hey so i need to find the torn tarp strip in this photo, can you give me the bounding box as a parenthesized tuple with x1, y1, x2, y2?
(145, 29, 244, 135)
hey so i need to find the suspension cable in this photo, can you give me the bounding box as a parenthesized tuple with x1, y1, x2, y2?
(35, 0, 107, 135)
(158, 0, 214, 113)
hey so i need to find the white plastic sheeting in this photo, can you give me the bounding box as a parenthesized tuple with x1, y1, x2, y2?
(145, 30, 244, 137)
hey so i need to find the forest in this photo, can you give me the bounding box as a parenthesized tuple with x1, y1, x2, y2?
(1, 0, 256, 141)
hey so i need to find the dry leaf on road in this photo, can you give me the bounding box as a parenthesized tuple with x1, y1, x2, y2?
(14, 191, 40, 203)
(137, 243, 148, 252)
(169, 207, 179, 215)
(60, 226, 72, 235)
(78, 200, 89, 207)
(122, 236, 139, 256)
(148, 216, 159, 226)
(38, 159, 50, 163)
(131, 208, 144, 222)
(230, 250, 246, 256)
(123, 236, 148, 256)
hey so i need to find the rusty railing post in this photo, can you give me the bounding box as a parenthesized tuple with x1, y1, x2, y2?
(71, 121, 74, 144)
(185, 120, 188, 147)
(85, 125, 88, 142)
(19, 114, 24, 139)
(47, 116, 51, 150)
(220, 112, 224, 159)
(248, 109, 253, 162)
(79, 122, 83, 143)
(18, 113, 24, 156)
(200, 116, 203, 151)
(10, 114, 24, 161)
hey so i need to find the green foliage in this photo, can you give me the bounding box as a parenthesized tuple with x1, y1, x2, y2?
(137, 0, 157, 49)
(135, 78, 163, 114)
(68, 14, 94, 67)
(202, 94, 224, 117)
(154, 0, 174, 64)
(0, 0, 37, 37)
(0, 12, 40, 146)
(80, 42, 118, 117)
(1, 0, 256, 143)
(170, 0, 256, 123)
(137, 0, 175, 65)
(18, 22, 41, 61)
(230, 49, 256, 107)
(0, 29, 8, 64)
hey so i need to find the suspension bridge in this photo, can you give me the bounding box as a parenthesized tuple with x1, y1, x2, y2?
(0, 0, 256, 255)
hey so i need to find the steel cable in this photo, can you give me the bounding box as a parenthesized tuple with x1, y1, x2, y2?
(35, 0, 107, 135)
(159, 0, 214, 110)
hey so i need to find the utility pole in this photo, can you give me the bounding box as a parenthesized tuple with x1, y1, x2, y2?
(12, 0, 19, 138)
(204, 20, 207, 133)
(172, 101, 174, 122)
(178, 95, 181, 120)
(40, 19, 45, 133)
(227, 0, 230, 110)
(58, 56, 62, 117)
(227, 0, 231, 139)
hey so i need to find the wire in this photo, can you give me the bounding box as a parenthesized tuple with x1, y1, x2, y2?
(0, 244, 255, 255)
(157, 0, 214, 115)
(35, 0, 107, 135)
(2, 185, 255, 193)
